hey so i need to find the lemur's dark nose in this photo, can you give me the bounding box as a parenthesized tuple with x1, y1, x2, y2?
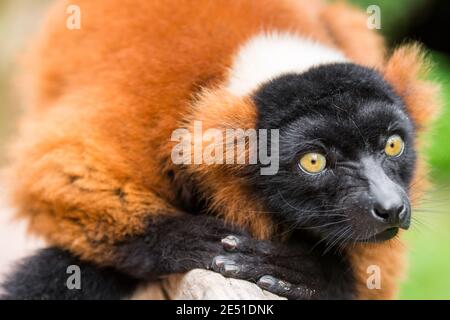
(371, 200, 410, 230)
(362, 157, 411, 230)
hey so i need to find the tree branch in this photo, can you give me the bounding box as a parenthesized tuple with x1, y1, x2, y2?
(131, 269, 285, 300)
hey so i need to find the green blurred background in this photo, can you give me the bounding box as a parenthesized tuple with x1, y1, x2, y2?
(0, 0, 449, 299)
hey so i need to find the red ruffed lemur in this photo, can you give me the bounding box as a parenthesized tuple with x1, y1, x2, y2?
(1, 0, 440, 299)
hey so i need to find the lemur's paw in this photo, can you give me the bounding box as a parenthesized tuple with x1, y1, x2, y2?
(210, 235, 318, 299)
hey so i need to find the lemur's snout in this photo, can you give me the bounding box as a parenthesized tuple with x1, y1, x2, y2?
(371, 196, 411, 230)
(363, 157, 411, 231)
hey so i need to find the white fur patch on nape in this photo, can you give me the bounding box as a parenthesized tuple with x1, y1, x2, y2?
(226, 32, 348, 96)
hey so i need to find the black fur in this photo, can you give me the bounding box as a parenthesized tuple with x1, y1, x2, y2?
(1, 247, 138, 300)
(248, 62, 416, 265)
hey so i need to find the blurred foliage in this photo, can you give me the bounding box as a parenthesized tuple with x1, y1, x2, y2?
(402, 188, 450, 299)
(428, 53, 450, 180)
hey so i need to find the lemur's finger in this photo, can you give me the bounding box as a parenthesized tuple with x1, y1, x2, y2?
(212, 254, 285, 283)
(221, 235, 240, 251)
(257, 275, 291, 292)
(257, 275, 315, 300)
(214, 259, 313, 298)
(211, 255, 235, 271)
(221, 235, 273, 255)
(220, 235, 256, 253)
(211, 253, 258, 280)
(219, 261, 241, 277)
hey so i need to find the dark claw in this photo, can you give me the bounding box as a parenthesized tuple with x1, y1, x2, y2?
(221, 262, 240, 276)
(211, 256, 232, 270)
(257, 275, 315, 300)
(275, 280, 292, 292)
(257, 276, 292, 292)
(257, 275, 276, 289)
(257, 275, 291, 292)
(221, 235, 240, 251)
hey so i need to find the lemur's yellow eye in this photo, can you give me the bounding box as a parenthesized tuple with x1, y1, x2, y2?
(299, 153, 326, 174)
(385, 135, 404, 157)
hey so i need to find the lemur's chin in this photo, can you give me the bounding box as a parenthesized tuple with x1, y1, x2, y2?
(355, 227, 399, 243)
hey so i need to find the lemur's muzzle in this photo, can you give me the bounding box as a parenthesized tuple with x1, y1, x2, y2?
(362, 157, 411, 231)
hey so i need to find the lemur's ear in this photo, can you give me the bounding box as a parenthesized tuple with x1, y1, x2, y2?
(384, 44, 441, 129)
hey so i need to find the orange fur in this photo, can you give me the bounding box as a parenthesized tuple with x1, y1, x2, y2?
(6, 0, 440, 299)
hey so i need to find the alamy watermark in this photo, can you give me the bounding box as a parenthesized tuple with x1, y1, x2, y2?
(366, 265, 381, 290)
(367, 5, 381, 30)
(66, 265, 81, 290)
(171, 121, 280, 175)
(66, 5, 81, 30)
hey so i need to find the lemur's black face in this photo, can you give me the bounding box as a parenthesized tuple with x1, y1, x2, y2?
(251, 63, 416, 245)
